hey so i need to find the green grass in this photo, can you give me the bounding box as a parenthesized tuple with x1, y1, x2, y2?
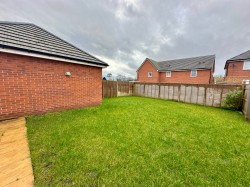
(27, 96, 250, 186)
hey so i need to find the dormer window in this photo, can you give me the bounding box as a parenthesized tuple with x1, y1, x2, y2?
(148, 72, 152, 77)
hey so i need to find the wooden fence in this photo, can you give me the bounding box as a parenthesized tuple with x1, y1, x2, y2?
(103, 81, 250, 120)
(242, 85, 250, 120)
(102, 80, 133, 98)
(133, 83, 242, 107)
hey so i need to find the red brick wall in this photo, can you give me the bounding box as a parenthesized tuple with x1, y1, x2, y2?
(159, 70, 212, 84)
(225, 61, 250, 83)
(0, 52, 103, 120)
(137, 60, 159, 82)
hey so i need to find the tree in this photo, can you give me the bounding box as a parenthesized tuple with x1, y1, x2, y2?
(116, 74, 135, 81)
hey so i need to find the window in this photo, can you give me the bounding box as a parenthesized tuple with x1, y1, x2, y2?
(148, 71, 152, 77)
(243, 60, 250, 70)
(190, 70, 197, 77)
(166, 71, 171, 77)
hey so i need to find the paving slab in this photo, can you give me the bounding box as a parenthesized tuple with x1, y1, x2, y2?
(0, 118, 34, 187)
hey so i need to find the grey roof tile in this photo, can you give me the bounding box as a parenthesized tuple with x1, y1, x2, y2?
(0, 22, 108, 66)
(148, 55, 215, 71)
(227, 50, 250, 61)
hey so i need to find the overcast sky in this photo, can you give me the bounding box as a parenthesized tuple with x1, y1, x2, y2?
(1, 0, 250, 78)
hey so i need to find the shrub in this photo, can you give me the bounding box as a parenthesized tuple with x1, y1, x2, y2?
(224, 90, 243, 110)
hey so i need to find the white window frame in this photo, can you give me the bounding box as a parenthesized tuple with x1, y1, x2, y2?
(243, 60, 250, 70)
(190, 70, 197, 77)
(148, 71, 152, 77)
(166, 71, 171, 77)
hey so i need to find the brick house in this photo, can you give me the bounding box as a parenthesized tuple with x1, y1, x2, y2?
(225, 50, 250, 84)
(0, 22, 108, 120)
(137, 55, 215, 84)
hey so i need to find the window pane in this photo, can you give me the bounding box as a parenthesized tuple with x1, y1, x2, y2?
(166, 71, 171, 77)
(191, 70, 197, 77)
(148, 72, 152, 77)
(244, 61, 250, 70)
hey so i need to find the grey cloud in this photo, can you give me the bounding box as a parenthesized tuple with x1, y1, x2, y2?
(1, 0, 250, 78)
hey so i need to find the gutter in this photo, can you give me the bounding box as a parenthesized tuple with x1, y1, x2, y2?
(0, 46, 108, 68)
(158, 68, 211, 72)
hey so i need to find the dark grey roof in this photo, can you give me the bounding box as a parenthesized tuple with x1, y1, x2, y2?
(0, 21, 108, 67)
(227, 50, 250, 61)
(148, 55, 215, 71)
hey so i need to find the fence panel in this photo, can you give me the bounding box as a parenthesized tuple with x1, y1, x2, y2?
(103, 81, 250, 120)
(102, 81, 133, 98)
(118, 81, 133, 96)
(102, 80, 117, 98)
(133, 83, 242, 107)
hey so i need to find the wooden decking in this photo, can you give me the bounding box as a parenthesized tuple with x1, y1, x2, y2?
(0, 117, 34, 187)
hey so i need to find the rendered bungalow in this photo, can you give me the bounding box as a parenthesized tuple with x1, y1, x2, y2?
(225, 50, 250, 84)
(137, 55, 215, 84)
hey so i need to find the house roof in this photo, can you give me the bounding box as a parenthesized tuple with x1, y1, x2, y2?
(0, 21, 108, 67)
(146, 55, 215, 71)
(227, 50, 250, 61)
(224, 50, 250, 69)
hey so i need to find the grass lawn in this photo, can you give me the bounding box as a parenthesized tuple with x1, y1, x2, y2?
(27, 96, 250, 186)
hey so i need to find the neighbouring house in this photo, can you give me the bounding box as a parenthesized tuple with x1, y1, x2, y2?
(137, 55, 215, 84)
(0, 22, 108, 120)
(225, 50, 250, 84)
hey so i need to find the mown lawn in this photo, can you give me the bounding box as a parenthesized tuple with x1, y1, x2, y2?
(27, 96, 250, 186)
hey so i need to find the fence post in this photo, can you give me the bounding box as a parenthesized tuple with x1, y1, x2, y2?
(158, 84, 161, 98)
(196, 85, 199, 104)
(116, 81, 118, 97)
(178, 85, 181, 102)
(220, 88, 223, 107)
(211, 87, 215, 107)
(150, 84, 153, 97)
(108, 81, 110, 97)
(184, 85, 186, 102)
(132, 82, 135, 95)
(190, 86, 193, 103)
(243, 85, 250, 120)
(102, 80, 104, 98)
(132, 82, 134, 95)
(204, 87, 207, 106)
(167, 85, 170, 99)
(129, 82, 131, 95)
